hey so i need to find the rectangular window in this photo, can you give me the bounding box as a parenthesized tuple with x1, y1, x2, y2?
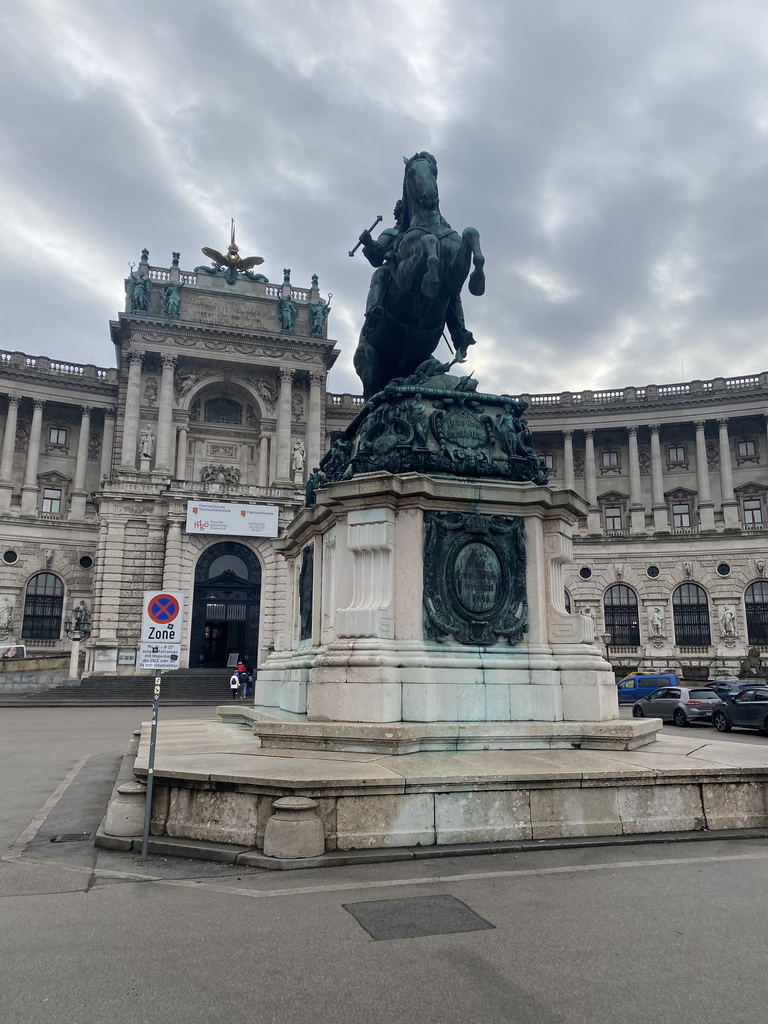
(604, 507, 622, 531)
(744, 498, 762, 525)
(601, 450, 618, 468)
(668, 445, 686, 463)
(48, 427, 67, 446)
(41, 488, 62, 515)
(544, 454, 554, 470)
(738, 440, 756, 458)
(672, 503, 691, 529)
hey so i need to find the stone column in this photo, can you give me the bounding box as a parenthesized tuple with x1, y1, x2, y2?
(694, 419, 715, 531)
(69, 405, 92, 520)
(162, 519, 184, 590)
(96, 518, 126, 642)
(307, 371, 325, 472)
(562, 429, 574, 491)
(20, 399, 44, 515)
(99, 410, 116, 485)
(583, 429, 601, 533)
(584, 430, 597, 506)
(718, 417, 739, 529)
(275, 368, 294, 484)
(175, 424, 188, 480)
(119, 351, 144, 468)
(154, 354, 177, 473)
(649, 424, 669, 532)
(257, 434, 270, 488)
(627, 426, 645, 535)
(0, 395, 20, 512)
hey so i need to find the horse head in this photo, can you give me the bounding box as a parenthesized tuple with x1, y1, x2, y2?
(402, 151, 439, 223)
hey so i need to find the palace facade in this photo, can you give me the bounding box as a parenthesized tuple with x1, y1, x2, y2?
(0, 247, 766, 682)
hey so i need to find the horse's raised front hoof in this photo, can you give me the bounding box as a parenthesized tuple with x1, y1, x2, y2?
(468, 268, 485, 296)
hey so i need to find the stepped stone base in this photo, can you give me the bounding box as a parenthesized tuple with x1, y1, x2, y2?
(124, 717, 768, 853)
(219, 705, 658, 754)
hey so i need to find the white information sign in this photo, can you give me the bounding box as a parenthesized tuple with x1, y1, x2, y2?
(138, 643, 181, 670)
(185, 500, 279, 538)
(141, 590, 185, 643)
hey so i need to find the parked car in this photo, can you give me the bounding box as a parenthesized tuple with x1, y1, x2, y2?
(703, 681, 757, 702)
(632, 686, 725, 726)
(617, 673, 680, 705)
(712, 688, 768, 736)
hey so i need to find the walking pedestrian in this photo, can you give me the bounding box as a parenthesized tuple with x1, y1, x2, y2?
(229, 670, 240, 700)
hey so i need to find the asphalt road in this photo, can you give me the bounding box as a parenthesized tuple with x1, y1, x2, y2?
(2, 706, 768, 1024)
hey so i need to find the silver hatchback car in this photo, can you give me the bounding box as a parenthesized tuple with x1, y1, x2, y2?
(632, 686, 725, 727)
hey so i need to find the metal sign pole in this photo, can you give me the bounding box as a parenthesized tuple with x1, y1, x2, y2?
(140, 674, 162, 861)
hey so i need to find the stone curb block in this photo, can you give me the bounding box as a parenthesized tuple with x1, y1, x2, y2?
(95, 824, 768, 869)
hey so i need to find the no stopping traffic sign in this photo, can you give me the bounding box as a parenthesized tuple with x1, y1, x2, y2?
(141, 590, 185, 643)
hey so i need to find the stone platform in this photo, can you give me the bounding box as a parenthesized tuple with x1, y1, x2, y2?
(228, 705, 659, 753)
(129, 716, 768, 852)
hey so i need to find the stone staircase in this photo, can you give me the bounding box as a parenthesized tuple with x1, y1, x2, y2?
(1, 669, 239, 706)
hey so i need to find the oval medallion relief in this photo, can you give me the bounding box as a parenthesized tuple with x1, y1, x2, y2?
(454, 542, 502, 614)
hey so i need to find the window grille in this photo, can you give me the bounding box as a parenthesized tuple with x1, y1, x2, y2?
(746, 581, 768, 645)
(22, 572, 64, 640)
(603, 585, 640, 646)
(673, 583, 711, 647)
(204, 398, 242, 425)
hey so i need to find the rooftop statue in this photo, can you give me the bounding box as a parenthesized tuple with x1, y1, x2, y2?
(195, 220, 267, 286)
(352, 152, 485, 400)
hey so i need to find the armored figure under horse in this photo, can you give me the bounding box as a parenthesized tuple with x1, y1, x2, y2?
(353, 152, 486, 399)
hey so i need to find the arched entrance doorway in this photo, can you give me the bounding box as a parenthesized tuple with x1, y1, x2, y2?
(190, 542, 261, 668)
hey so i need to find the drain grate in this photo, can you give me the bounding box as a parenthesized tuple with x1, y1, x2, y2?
(343, 894, 495, 941)
(50, 833, 93, 844)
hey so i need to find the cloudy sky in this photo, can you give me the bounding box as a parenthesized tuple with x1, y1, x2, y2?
(2, 0, 768, 397)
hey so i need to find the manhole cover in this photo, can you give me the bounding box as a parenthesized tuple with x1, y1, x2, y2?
(343, 894, 495, 941)
(50, 833, 93, 844)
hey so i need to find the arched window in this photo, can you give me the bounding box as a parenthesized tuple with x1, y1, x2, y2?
(204, 398, 242, 425)
(22, 572, 64, 639)
(745, 582, 768, 646)
(603, 585, 640, 646)
(673, 583, 711, 646)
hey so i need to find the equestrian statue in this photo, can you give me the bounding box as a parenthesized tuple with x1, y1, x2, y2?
(352, 152, 486, 400)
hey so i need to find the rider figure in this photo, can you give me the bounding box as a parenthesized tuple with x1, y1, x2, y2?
(359, 200, 476, 362)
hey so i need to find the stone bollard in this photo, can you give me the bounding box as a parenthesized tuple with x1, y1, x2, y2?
(263, 797, 325, 859)
(127, 729, 141, 757)
(103, 780, 147, 837)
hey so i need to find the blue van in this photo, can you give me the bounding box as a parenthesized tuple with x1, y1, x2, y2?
(616, 672, 680, 705)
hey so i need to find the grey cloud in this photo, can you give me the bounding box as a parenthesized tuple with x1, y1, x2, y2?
(2, 0, 768, 398)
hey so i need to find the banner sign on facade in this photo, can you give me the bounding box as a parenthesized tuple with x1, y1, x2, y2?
(185, 500, 279, 538)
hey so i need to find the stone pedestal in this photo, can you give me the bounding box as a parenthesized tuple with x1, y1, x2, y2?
(255, 471, 657, 750)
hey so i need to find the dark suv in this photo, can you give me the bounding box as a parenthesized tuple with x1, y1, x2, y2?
(712, 687, 768, 736)
(704, 681, 757, 702)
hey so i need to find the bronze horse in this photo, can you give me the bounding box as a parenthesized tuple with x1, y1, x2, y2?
(353, 152, 485, 400)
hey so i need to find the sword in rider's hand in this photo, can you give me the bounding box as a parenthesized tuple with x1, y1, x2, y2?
(348, 215, 383, 257)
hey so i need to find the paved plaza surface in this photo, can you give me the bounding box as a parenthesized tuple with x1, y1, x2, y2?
(2, 707, 768, 1024)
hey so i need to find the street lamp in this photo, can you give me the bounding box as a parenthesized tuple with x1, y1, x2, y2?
(600, 631, 612, 667)
(65, 616, 91, 680)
